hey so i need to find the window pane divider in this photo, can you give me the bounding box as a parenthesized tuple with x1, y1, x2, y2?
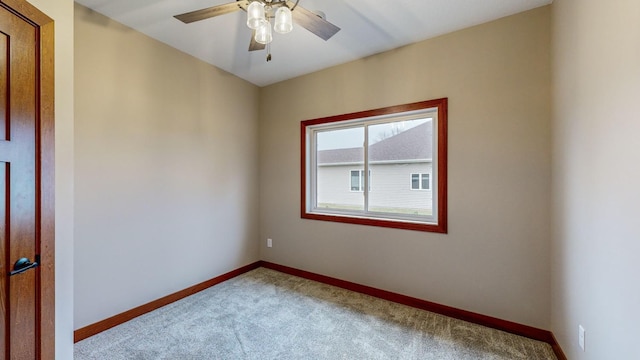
(363, 125, 370, 213)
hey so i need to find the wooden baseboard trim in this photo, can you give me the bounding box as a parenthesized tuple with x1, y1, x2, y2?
(260, 261, 566, 357)
(73, 261, 261, 343)
(550, 332, 568, 360)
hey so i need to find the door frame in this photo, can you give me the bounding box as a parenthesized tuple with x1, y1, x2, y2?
(0, 0, 55, 358)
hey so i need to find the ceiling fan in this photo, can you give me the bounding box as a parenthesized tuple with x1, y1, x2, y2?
(174, 0, 340, 60)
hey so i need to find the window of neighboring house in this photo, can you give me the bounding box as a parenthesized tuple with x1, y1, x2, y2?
(350, 170, 371, 191)
(411, 173, 430, 190)
(301, 98, 448, 233)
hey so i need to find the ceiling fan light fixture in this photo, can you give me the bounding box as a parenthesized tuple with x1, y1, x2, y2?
(174, 0, 341, 63)
(246, 1, 266, 30)
(274, 7, 293, 34)
(255, 20, 273, 44)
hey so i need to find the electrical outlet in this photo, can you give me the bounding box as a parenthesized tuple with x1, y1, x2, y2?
(267, 238, 273, 248)
(578, 325, 585, 351)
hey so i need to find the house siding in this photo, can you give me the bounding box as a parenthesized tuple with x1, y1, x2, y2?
(317, 162, 433, 213)
(317, 165, 365, 208)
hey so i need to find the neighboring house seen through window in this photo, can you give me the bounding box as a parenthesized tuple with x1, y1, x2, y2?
(301, 98, 448, 233)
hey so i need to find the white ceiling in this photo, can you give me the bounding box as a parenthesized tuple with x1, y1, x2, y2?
(75, 0, 552, 87)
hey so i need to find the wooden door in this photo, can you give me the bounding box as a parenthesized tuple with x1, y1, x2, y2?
(0, 0, 54, 359)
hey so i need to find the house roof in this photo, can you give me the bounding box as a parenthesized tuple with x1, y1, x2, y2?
(318, 122, 433, 165)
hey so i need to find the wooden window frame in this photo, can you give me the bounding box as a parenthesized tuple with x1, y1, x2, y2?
(301, 98, 448, 233)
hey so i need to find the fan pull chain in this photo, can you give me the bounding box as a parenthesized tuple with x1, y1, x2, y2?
(266, 42, 272, 62)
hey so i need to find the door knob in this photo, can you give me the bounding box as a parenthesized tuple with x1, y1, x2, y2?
(10, 256, 39, 276)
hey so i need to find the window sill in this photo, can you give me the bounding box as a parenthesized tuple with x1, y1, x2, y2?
(301, 211, 447, 233)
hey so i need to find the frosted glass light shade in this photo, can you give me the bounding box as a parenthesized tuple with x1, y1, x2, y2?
(274, 7, 293, 34)
(247, 1, 265, 30)
(255, 20, 272, 44)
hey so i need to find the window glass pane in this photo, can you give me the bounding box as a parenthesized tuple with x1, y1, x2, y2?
(316, 127, 364, 211)
(368, 118, 432, 216)
(422, 173, 430, 190)
(411, 174, 420, 189)
(360, 170, 366, 191)
(351, 170, 360, 191)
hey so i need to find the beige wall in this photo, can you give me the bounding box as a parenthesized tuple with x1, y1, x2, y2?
(74, 4, 260, 329)
(24, 0, 76, 357)
(260, 7, 551, 329)
(551, 0, 640, 358)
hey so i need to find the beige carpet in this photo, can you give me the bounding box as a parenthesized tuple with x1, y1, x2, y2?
(75, 268, 557, 359)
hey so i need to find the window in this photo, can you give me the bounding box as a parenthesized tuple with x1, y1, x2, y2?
(411, 173, 430, 190)
(301, 98, 447, 233)
(350, 170, 370, 191)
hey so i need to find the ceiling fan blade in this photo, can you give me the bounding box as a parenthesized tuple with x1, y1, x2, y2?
(288, 3, 340, 41)
(249, 30, 266, 51)
(174, 1, 249, 24)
